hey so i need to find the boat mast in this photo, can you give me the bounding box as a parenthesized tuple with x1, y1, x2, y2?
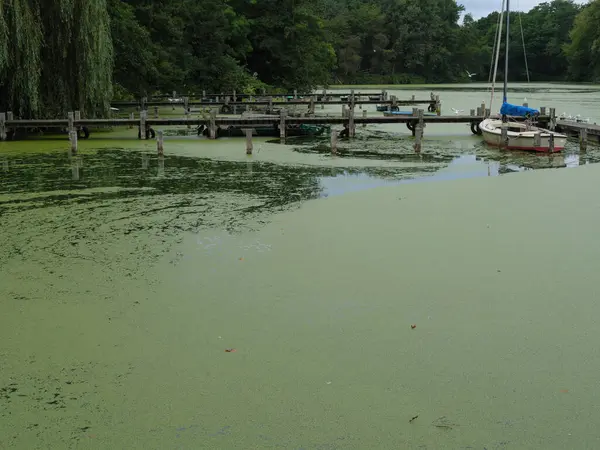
(503, 0, 510, 104)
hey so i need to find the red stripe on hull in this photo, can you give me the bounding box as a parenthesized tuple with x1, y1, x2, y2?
(483, 140, 563, 153)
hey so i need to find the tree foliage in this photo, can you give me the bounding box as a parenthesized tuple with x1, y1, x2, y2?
(0, 0, 598, 118)
(0, 0, 113, 118)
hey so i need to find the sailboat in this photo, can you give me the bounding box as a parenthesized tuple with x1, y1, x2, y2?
(480, 0, 566, 152)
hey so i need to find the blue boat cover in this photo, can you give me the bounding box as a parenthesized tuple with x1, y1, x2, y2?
(500, 102, 539, 117)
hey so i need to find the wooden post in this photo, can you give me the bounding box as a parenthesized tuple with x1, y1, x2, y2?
(476, 106, 482, 117)
(470, 109, 475, 116)
(293, 89, 297, 99)
(202, 90, 206, 99)
(549, 133, 555, 152)
(309, 96, 315, 115)
(142, 96, 148, 111)
(414, 126, 422, 153)
(233, 90, 237, 115)
(74, 111, 81, 121)
(154, 106, 159, 118)
(184, 97, 190, 128)
(279, 109, 286, 141)
(7, 111, 13, 121)
(411, 94, 415, 101)
(129, 112, 134, 129)
(348, 92, 355, 138)
(68, 111, 74, 133)
(331, 130, 337, 155)
(540, 106, 546, 116)
(533, 131, 541, 148)
(412, 107, 418, 116)
(172, 90, 177, 99)
(69, 130, 78, 155)
(418, 109, 425, 133)
(485, 108, 491, 117)
(580, 128, 588, 151)
(435, 95, 441, 116)
(342, 105, 347, 118)
(209, 110, 217, 139)
(245, 128, 253, 154)
(549, 108, 556, 131)
(362, 109, 367, 127)
(391, 95, 397, 111)
(157, 130, 164, 156)
(0, 113, 5, 141)
(480, 102, 486, 115)
(139, 110, 146, 140)
(268, 97, 273, 114)
(501, 122, 508, 148)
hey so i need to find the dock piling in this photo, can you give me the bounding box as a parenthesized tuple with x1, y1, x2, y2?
(485, 108, 491, 117)
(412, 107, 418, 116)
(279, 109, 286, 141)
(268, 97, 273, 113)
(470, 109, 475, 116)
(418, 109, 425, 130)
(74, 111, 81, 121)
(322, 90, 326, 109)
(580, 128, 588, 151)
(139, 110, 147, 139)
(245, 129, 253, 154)
(549, 108, 556, 131)
(157, 130, 164, 156)
(154, 106, 159, 118)
(414, 126, 423, 153)
(348, 91, 355, 138)
(391, 95, 397, 110)
(309, 96, 315, 115)
(549, 133, 555, 152)
(129, 112, 134, 129)
(363, 110, 367, 127)
(293, 89, 297, 99)
(233, 90, 237, 115)
(435, 95, 441, 115)
(69, 130, 78, 155)
(68, 112, 74, 133)
(209, 110, 217, 139)
(540, 106, 546, 116)
(0, 113, 5, 141)
(501, 122, 508, 147)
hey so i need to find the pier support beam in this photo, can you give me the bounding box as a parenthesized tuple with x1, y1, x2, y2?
(69, 130, 78, 155)
(580, 128, 588, 151)
(157, 130, 164, 156)
(244, 129, 253, 154)
(209, 111, 217, 139)
(414, 126, 423, 153)
(348, 90, 355, 138)
(501, 122, 509, 148)
(533, 132, 541, 148)
(139, 110, 147, 139)
(549, 108, 556, 131)
(0, 113, 5, 141)
(279, 109, 286, 141)
(68, 112, 74, 133)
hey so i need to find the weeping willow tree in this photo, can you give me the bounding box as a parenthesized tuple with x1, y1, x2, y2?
(0, 0, 113, 118)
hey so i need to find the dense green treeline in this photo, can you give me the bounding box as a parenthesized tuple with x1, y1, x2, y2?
(0, 0, 599, 117)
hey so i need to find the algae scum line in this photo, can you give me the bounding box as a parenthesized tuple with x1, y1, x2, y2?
(2, 84, 600, 449)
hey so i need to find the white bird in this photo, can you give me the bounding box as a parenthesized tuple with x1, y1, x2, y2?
(451, 108, 464, 115)
(465, 70, 477, 78)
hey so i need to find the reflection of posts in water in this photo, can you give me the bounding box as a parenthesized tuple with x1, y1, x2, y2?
(157, 155, 165, 177)
(246, 159, 253, 175)
(157, 130, 164, 156)
(2, 160, 8, 172)
(331, 131, 337, 155)
(71, 156, 82, 181)
(142, 153, 149, 169)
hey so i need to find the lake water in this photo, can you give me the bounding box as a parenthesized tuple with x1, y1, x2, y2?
(1, 83, 600, 449)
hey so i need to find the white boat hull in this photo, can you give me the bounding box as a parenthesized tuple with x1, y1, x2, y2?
(480, 119, 567, 152)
